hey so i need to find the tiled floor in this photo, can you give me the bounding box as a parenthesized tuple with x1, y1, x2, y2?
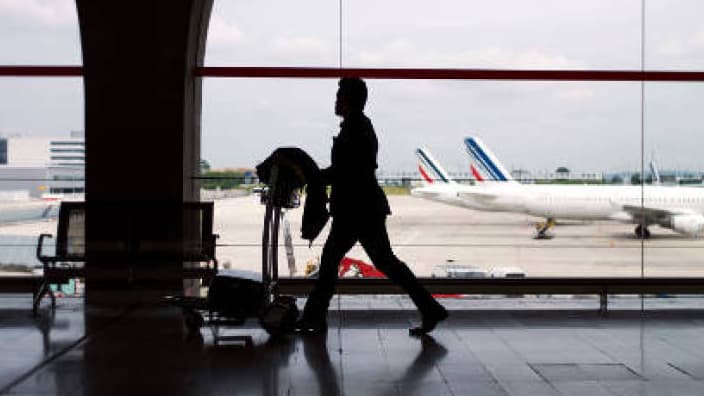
(2, 296, 704, 395)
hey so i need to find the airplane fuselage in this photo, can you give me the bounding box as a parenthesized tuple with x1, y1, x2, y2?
(412, 183, 704, 236)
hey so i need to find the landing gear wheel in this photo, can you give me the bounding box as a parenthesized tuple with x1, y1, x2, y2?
(534, 230, 554, 240)
(534, 218, 556, 240)
(635, 225, 651, 239)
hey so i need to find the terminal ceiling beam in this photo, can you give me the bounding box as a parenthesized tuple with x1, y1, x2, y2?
(4, 66, 704, 82)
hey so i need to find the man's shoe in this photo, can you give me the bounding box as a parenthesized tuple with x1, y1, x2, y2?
(293, 318, 328, 335)
(409, 307, 448, 336)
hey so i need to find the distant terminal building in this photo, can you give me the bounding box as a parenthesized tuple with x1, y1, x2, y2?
(514, 168, 604, 183)
(377, 170, 416, 187)
(539, 169, 604, 183)
(656, 170, 703, 185)
(380, 167, 606, 187)
(0, 131, 84, 199)
(510, 169, 533, 183)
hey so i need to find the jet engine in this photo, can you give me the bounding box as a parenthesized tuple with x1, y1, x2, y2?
(669, 214, 704, 236)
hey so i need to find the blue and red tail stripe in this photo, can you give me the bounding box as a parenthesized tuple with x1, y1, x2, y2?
(415, 148, 450, 183)
(470, 164, 484, 182)
(418, 165, 435, 183)
(464, 137, 509, 181)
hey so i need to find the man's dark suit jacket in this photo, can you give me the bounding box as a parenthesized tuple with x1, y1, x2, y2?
(319, 111, 391, 219)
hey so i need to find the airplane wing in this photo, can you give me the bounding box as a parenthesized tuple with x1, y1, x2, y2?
(458, 190, 500, 204)
(620, 204, 696, 223)
(410, 188, 442, 199)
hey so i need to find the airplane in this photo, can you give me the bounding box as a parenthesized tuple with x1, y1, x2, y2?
(0, 199, 59, 224)
(411, 137, 704, 238)
(412, 147, 475, 208)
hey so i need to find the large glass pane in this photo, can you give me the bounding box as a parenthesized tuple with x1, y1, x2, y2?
(643, 82, 704, 279)
(202, 78, 336, 275)
(646, 0, 704, 70)
(0, 0, 81, 65)
(202, 79, 644, 279)
(205, 0, 338, 67)
(0, 79, 84, 289)
(345, 0, 641, 70)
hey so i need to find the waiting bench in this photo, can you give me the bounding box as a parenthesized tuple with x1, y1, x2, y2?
(0, 276, 44, 312)
(1, 201, 219, 314)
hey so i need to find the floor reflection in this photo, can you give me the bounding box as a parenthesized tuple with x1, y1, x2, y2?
(4, 305, 704, 395)
(374, 335, 449, 396)
(193, 331, 297, 396)
(0, 300, 86, 394)
(193, 330, 450, 395)
(1, 308, 56, 356)
(301, 332, 342, 396)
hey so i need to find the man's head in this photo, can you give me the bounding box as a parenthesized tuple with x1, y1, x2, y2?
(335, 77, 367, 117)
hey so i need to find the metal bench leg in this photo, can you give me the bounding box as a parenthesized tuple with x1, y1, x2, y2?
(33, 280, 49, 316)
(32, 281, 57, 316)
(599, 293, 608, 316)
(49, 287, 56, 311)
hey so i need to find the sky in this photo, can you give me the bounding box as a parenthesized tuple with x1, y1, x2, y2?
(1, 0, 704, 175)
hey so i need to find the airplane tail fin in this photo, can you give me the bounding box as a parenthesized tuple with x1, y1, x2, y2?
(464, 136, 518, 184)
(649, 160, 661, 185)
(415, 147, 456, 184)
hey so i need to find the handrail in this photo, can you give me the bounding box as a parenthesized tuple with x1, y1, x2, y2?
(278, 277, 704, 295)
(278, 277, 704, 314)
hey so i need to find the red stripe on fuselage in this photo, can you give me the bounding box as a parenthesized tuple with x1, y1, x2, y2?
(418, 165, 434, 183)
(470, 164, 484, 181)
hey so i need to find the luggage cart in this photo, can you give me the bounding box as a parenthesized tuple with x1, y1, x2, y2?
(168, 163, 300, 340)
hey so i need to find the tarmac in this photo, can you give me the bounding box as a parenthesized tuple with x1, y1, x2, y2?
(212, 194, 704, 278)
(2, 193, 704, 310)
(1, 193, 703, 278)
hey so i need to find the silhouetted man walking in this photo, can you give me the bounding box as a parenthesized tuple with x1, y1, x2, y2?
(296, 77, 448, 336)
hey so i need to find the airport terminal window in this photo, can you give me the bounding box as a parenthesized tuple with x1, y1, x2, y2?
(200, 1, 704, 293)
(0, 1, 83, 282)
(50, 148, 85, 153)
(642, 83, 704, 280)
(204, 0, 338, 67)
(1, 1, 703, 308)
(0, 78, 85, 279)
(50, 156, 84, 161)
(202, 77, 668, 279)
(344, 0, 641, 70)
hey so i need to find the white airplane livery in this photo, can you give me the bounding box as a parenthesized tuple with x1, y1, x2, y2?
(411, 136, 704, 238)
